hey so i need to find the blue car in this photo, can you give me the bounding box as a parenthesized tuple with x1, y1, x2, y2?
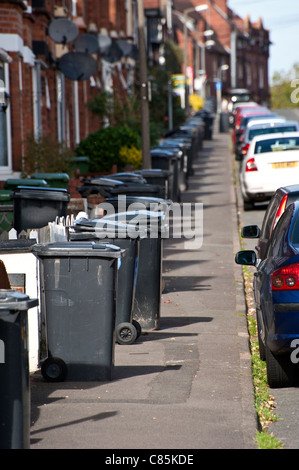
(235, 201, 299, 387)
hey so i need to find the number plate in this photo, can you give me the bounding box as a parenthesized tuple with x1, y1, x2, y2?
(272, 161, 298, 168)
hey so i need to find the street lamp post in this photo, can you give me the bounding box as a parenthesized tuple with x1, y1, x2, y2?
(216, 64, 229, 113)
(136, 0, 151, 169)
(196, 30, 215, 102)
(183, 4, 208, 115)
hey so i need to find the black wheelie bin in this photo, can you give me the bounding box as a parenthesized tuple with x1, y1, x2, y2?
(98, 195, 173, 216)
(133, 169, 171, 199)
(11, 186, 70, 233)
(69, 218, 146, 344)
(150, 148, 180, 202)
(77, 176, 164, 199)
(0, 290, 38, 449)
(102, 210, 168, 330)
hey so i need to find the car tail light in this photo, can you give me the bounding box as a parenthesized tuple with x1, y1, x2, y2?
(245, 158, 258, 172)
(242, 143, 250, 156)
(270, 194, 288, 235)
(271, 263, 299, 290)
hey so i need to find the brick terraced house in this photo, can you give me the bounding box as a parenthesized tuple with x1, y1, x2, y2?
(0, 0, 270, 183)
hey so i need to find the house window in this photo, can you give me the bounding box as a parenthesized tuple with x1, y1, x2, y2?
(0, 62, 11, 169)
(259, 65, 264, 88)
(246, 63, 252, 86)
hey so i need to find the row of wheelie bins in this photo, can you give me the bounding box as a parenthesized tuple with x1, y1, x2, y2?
(34, 116, 207, 383)
(0, 113, 212, 448)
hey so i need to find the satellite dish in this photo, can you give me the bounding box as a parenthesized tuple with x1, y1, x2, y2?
(98, 34, 112, 53)
(49, 18, 78, 44)
(115, 39, 132, 57)
(75, 34, 99, 54)
(129, 44, 139, 60)
(101, 41, 123, 63)
(59, 52, 97, 81)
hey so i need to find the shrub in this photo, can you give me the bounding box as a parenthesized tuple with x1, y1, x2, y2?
(22, 133, 74, 176)
(75, 125, 141, 172)
(119, 146, 142, 170)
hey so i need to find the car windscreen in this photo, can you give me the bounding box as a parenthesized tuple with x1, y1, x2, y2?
(240, 114, 272, 127)
(254, 136, 299, 154)
(249, 126, 297, 141)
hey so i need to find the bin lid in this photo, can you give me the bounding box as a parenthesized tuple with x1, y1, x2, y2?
(72, 156, 90, 162)
(105, 173, 147, 184)
(134, 169, 171, 178)
(103, 196, 172, 212)
(150, 148, 180, 159)
(31, 241, 125, 258)
(102, 210, 169, 234)
(159, 139, 186, 150)
(11, 186, 70, 202)
(0, 239, 37, 253)
(72, 217, 148, 238)
(89, 177, 126, 187)
(31, 172, 70, 182)
(4, 178, 49, 190)
(167, 135, 192, 146)
(0, 290, 38, 315)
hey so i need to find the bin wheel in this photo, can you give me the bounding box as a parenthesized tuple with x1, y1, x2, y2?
(116, 322, 138, 345)
(41, 357, 67, 382)
(132, 319, 142, 338)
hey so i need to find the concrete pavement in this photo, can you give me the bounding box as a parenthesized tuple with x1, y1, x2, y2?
(30, 124, 258, 450)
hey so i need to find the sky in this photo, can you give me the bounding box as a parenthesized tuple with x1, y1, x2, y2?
(227, 0, 299, 83)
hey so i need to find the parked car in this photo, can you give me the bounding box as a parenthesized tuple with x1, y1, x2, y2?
(241, 185, 299, 260)
(235, 201, 299, 387)
(232, 107, 272, 151)
(232, 105, 267, 145)
(240, 132, 299, 211)
(237, 119, 299, 160)
(228, 100, 259, 127)
(234, 111, 276, 154)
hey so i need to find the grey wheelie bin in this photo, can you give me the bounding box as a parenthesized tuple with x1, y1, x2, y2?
(31, 241, 125, 382)
(157, 140, 188, 191)
(103, 210, 168, 330)
(150, 148, 180, 202)
(0, 290, 38, 449)
(162, 134, 194, 177)
(69, 218, 146, 344)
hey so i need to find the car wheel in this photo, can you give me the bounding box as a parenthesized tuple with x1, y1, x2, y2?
(243, 199, 254, 211)
(265, 345, 294, 388)
(256, 313, 266, 361)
